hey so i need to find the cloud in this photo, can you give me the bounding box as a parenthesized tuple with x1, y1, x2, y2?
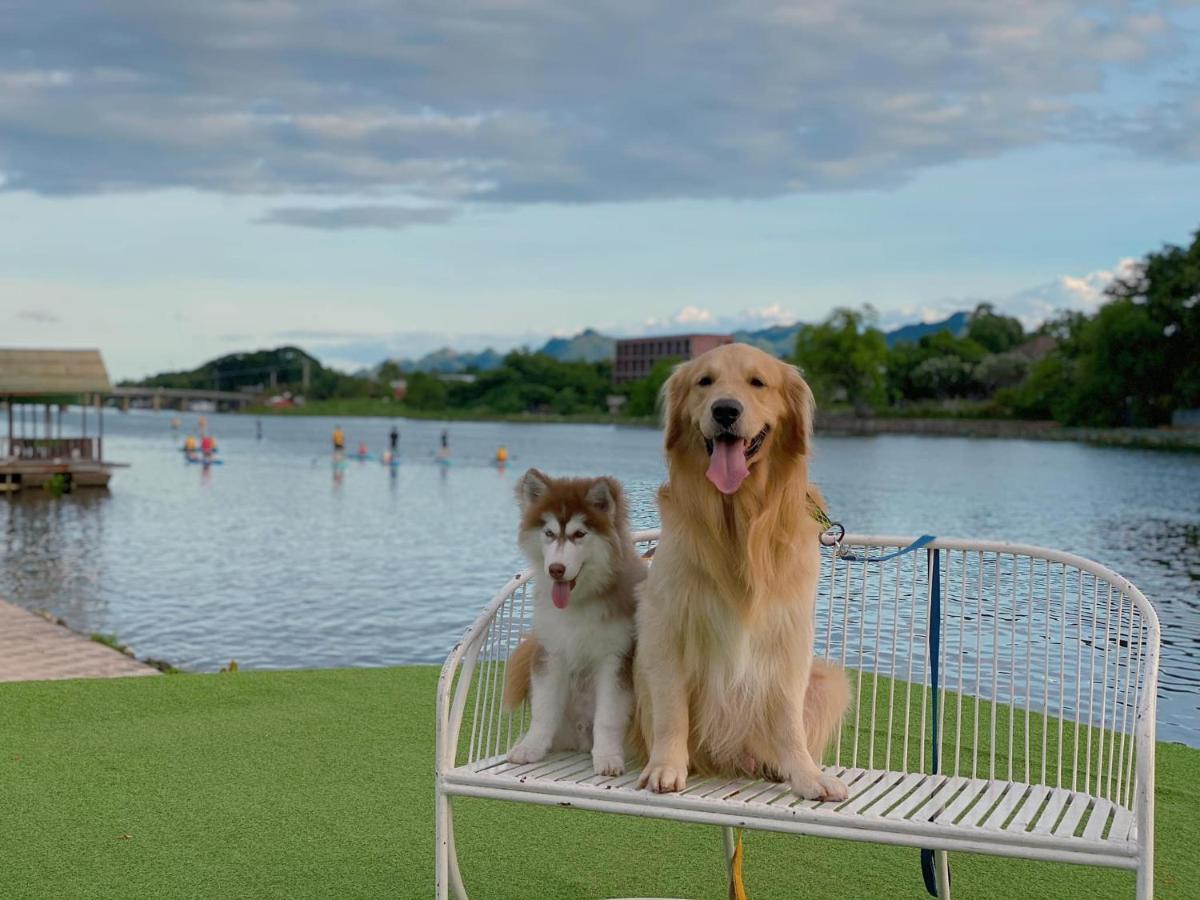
(1108, 88, 1200, 162)
(0, 1, 1190, 228)
(634, 302, 802, 336)
(878, 257, 1144, 333)
(16, 308, 60, 323)
(257, 204, 458, 230)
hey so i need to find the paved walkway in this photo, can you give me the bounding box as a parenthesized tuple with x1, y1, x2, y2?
(0, 599, 158, 682)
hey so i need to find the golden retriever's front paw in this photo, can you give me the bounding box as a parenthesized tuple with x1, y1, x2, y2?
(790, 771, 848, 802)
(638, 761, 688, 793)
(592, 752, 625, 776)
(507, 737, 549, 765)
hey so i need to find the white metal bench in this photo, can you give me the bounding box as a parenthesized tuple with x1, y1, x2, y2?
(436, 532, 1160, 898)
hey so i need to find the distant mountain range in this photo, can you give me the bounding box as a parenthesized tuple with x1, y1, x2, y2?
(132, 312, 979, 389)
(388, 313, 973, 373)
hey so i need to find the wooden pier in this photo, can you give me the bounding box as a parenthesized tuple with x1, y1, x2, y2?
(1, 348, 127, 492)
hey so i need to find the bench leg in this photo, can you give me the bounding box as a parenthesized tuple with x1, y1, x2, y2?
(721, 826, 736, 884)
(933, 850, 951, 900)
(436, 791, 469, 900)
(1137, 856, 1153, 899)
(436, 790, 450, 900)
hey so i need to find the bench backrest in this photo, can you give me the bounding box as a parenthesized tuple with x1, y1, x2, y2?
(819, 536, 1159, 818)
(438, 532, 1159, 819)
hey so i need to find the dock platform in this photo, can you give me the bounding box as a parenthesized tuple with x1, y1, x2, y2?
(0, 600, 158, 682)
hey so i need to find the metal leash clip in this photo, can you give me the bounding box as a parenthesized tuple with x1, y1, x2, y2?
(819, 521, 846, 552)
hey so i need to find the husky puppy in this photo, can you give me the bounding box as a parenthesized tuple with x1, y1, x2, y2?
(503, 469, 645, 776)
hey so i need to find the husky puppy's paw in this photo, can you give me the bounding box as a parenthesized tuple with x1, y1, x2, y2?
(507, 736, 550, 765)
(790, 770, 848, 802)
(591, 752, 625, 776)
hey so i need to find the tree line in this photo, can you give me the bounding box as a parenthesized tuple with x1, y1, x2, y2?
(795, 228, 1199, 427)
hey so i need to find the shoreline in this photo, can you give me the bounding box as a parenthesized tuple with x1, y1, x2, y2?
(816, 415, 1200, 451)
(246, 404, 1200, 451)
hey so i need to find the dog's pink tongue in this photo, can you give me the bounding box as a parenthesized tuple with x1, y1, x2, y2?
(707, 439, 750, 495)
(551, 580, 571, 609)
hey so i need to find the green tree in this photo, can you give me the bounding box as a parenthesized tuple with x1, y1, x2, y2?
(403, 372, 448, 410)
(1063, 298, 1168, 426)
(973, 351, 1030, 393)
(1021, 229, 1200, 427)
(885, 331, 987, 402)
(445, 351, 611, 415)
(625, 357, 680, 418)
(910, 356, 977, 399)
(794, 306, 888, 415)
(966, 303, 1025, 354)
(1104, 229, 1200, 415)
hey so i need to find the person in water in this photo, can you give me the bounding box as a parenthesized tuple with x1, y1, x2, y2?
(495, 445, 508, 463)
(332, 425, 345, 451)
(357, 441, 369, 457)
(201, 434, 217, 457)
(389, 425, 399, 453)
(184, 434, 198, 453)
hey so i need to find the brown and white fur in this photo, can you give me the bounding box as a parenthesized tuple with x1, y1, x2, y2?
(504, 469, 645, 776)
(634, 343, 851, 801)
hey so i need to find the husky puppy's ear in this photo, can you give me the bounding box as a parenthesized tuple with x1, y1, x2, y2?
(517, 468, 551, 509)
(586, 477, 619, 514)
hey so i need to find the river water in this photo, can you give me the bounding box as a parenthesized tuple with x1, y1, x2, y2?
(1, 410, 1197, 745)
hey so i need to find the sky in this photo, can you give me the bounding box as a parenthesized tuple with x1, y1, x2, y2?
(2, 1, 1200, 379)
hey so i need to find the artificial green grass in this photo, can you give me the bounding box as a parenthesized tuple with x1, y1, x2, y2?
(0, 667, 1196, 899)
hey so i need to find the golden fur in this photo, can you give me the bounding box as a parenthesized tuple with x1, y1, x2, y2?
(634, 342, 851, 800)
(504, 636, 540, 710)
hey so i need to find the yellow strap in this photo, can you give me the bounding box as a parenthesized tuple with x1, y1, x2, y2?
(728, 827, 747, 900)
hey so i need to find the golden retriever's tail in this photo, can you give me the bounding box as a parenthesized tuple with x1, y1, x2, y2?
(805, 658, 852, 763)
(503, 636, 541, 711)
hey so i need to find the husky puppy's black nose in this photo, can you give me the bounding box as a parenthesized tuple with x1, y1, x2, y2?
(548, 563, 566, 579)
(711, 399, 743, 430)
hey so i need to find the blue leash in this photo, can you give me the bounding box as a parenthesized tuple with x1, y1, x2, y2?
(834, 534, 936, 562)
(919, 548, 946, 898)
(831, 531, 947, 898)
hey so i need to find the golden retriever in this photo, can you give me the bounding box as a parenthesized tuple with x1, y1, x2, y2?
(634, 342, 851, 801)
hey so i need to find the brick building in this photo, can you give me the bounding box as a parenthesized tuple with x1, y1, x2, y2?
(613, 333, 734, 384)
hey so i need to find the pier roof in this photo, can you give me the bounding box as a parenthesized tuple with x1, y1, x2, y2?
(0, 349, 112, 397)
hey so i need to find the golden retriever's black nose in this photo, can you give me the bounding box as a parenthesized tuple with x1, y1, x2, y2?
(548, 563, 566, 579)
(711, 399, 743, 429)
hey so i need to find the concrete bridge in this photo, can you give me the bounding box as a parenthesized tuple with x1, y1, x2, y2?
(110, 386, 261, 412)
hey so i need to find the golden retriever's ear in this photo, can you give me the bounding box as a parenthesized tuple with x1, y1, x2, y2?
(781, 366, 815, 457)
(661, 364, 691, 452)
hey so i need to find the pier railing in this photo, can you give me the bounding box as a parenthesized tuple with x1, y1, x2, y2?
(5, 437, 101, 461)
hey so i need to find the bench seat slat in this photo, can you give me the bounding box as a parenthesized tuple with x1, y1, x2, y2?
(1053, 792, 1094, 838)
(932, 778, 993, 826)
(882, 774, 950, 820)
(839, 770, 909, 815)
(1005, 784, 1052, 833)
(1032, 786, 1074, 835)
(1083, 799, 1116, 843)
